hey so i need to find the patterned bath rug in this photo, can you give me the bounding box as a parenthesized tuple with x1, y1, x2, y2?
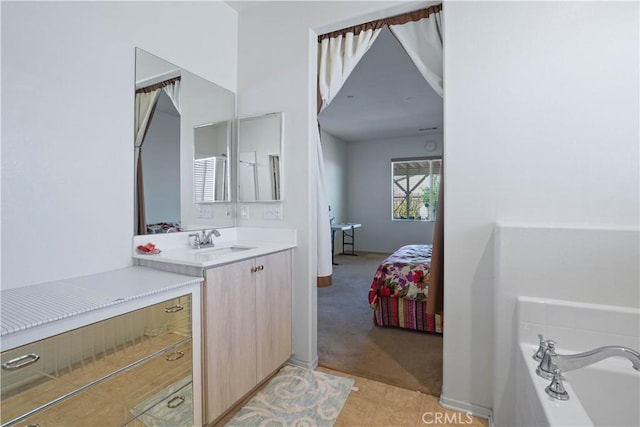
(226, 365, 355, 427)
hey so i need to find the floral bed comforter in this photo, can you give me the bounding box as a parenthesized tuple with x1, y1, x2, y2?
(368, 244, 432, 309)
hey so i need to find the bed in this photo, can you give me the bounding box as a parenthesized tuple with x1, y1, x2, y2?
(368, 244, 442, 333)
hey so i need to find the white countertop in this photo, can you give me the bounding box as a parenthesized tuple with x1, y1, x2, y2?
(132, 227, 297, 268)
(133, 240, 296, 268)
(1, 267, 203, 350)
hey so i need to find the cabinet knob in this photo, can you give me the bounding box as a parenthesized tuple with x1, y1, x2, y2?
(259, 265, 264, 271)
(251, 267, 257, 273)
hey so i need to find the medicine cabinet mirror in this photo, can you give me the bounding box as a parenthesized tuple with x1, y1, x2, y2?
(134, 48, 235, 235)
(193, 121, 231, 203)
(237, 113, 283, 202)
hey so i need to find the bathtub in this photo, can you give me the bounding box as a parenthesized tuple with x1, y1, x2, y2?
(517, 343, 640, 427)
(515, 297, 640, 427)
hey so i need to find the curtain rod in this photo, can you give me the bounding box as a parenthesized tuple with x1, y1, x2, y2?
(135, 75, 181, 94)
(318, 4, 442, 42)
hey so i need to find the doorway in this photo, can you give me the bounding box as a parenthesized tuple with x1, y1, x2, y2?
(316, 25, 444, 395)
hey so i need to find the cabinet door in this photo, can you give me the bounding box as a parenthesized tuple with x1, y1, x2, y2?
(255, 250, 292, 381)
(204, 258, 257, 423)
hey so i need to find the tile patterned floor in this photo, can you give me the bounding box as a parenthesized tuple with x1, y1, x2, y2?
(319, 367, 488, 427)
(215, 366, 489, 427)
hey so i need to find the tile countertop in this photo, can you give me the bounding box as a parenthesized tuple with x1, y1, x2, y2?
(133, 227, 297, 268)
(1, 267, 203, 350)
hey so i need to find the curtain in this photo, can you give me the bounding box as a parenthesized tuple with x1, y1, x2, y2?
(134, 90, 160, 151)
(316, 27, 382, 287)
(389, 6, 444, 317)
(388, 8, 443, 97)
(162, 79, 181, 114)
(426, 172, 443, 316)
(318, 28, 382, 112)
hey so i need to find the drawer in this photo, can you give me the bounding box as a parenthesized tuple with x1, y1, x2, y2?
(1, 295, 192, 426)
(7, 341, 192, 427)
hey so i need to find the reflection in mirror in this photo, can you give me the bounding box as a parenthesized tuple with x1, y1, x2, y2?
(193, 121, 230, 203)
(237, 113, 283, 202)
(134, 48, 235, 234)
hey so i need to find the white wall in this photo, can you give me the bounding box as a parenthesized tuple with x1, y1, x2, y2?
(320, 130, 347, 228)
(322, 130, 443, 254)
(443, 1, 639, 419)
(236, 0, 428, 368)
(1, 1, 237, 288)
(346, 134, 441, 253)
(494, 224, 639, 426)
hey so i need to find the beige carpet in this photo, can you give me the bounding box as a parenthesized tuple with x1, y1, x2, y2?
(317, 252, 443, 396)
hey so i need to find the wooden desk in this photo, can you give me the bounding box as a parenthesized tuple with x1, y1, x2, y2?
(331, 223, 362, 264)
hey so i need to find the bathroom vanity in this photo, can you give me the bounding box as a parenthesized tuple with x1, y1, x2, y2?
(133, 227, 296, 425)
(0, 228, 295, 427)
(0, 268, 203, 427)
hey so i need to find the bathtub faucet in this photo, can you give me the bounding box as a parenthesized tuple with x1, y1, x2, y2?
(552, 345, 640, 373)
(537, 340, 640, 380)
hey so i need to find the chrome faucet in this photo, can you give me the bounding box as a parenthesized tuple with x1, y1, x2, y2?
(533, 334, 548, 362)
(552, 345, 640, 373)
(537, 340, 640, 400)
(188, 233, 202, 249)
(537, 340, 640, 379)
(188, 229, 220, 249)
(199, 229, 220, 247)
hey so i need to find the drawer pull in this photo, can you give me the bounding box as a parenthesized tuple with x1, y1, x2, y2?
(2, 353, 40, 370)
(167, 395, 185, 409)
(165, 351, 185, 362)
(164, 305, 184, 313)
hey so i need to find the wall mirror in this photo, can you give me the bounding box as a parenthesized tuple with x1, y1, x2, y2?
(193, 121, 231, 203)
(134, 48, 235, 235)
(237, 112, 283, 202)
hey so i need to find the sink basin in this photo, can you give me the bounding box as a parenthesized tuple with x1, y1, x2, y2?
(191, 245, 254, 262)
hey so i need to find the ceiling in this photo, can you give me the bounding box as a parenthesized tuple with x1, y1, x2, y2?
(318, 26, 443, 142)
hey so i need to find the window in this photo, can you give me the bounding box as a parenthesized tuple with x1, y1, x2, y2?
(392, 158, 441, 221)
(194, 156, 227, 203)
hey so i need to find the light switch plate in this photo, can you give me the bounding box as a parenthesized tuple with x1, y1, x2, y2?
(240, 205, 249, 219)
(199, 204, 214, 219)
(263, 204, 283, 220)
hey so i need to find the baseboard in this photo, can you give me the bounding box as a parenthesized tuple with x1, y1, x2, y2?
(287, 354, 318, 370)
(439, 395, 493, 420)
